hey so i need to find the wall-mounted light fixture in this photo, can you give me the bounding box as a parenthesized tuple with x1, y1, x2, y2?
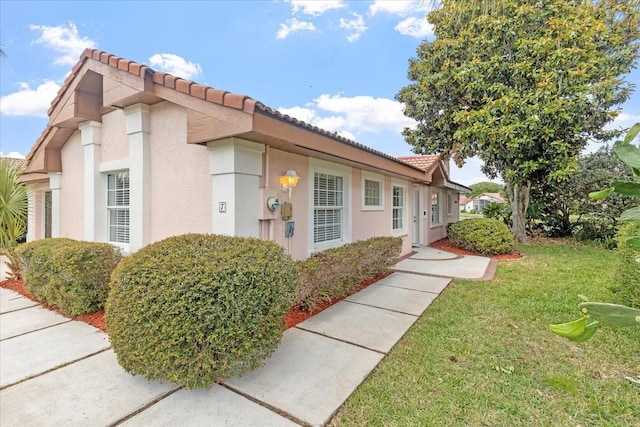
(280, 170, 300, 198)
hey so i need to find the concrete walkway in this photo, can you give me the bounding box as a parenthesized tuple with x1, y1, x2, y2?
(0, 246, 494, 426)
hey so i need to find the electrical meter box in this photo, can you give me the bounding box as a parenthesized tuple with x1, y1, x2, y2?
(281, 202, 293, 220)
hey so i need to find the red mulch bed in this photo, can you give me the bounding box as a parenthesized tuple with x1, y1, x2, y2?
(0, 279, 107, 331)
(429, 238, 522, 260)
(284, 271, 391, 329)
(1, 239, 517, 333)
(1, 272, 393, 333)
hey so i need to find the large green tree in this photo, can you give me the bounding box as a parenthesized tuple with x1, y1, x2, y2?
(398, 0, 640, 242)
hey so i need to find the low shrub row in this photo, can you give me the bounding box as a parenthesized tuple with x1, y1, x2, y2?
(447, 218, 515, 255)
(295, 236, 402, 310)
(16, 238, 122, 316)
(614, 221, 640, 308)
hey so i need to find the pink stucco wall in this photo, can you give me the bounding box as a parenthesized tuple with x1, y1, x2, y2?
(265, 149, 413, 260)
(59, 131, 84, 239)
(264, 148, 310, 260)
(148, 102, 212, 242)
(100, 109, 129, 162)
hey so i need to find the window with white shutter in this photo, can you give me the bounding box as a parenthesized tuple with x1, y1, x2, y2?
(107, 171, 130, 244)
(314, 172, 343, 244)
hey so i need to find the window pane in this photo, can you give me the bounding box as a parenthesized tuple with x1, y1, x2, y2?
(109, 209, 130, 243)
(432, 192, 440, 224)
(314, 172, 343, 244)
(364, 179, 380, 206)
(392, 186, 404, 230)
(107, 171, 130, 243)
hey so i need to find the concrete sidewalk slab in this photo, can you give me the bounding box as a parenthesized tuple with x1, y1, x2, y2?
(0, 288, 38, 314)
(122, 384, 299, 427)
(0, 350, 177, 427)
(409, 247, 458, 260)
(345, 283, 437, 316)
(226, 328, 383, 427)
(0, 321, 110, 387)
(296, 300, 417, 353)
(377, 272, 450, 294)
(393, 255, 491, 280)
(0, 305, 70, 340)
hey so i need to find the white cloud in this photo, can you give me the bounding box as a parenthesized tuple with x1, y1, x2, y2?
(29, 21, 96, 66)
(148, 53, 203, 80)
(395, 16, 434, 38)
(286, 0, 347, 16)
(276, 18, 317, 39)
(313, 93, 416, 133)
(368, 0, 431, 16)
(0, 152, 26, 159)
(0, 80, 61, 117)
(278, 93, 416, 139)
(611, 112, 640, 128)
(277, 106, 317, 123)
(340, 13, 368, 42)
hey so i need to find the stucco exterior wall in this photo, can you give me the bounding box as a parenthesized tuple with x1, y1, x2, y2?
(59, 131, 84, 239)
(351, 169, 393, 243)
(100, 109, 128, 162)
(148, 102, 212, 242)
(264, 148, 310, 260)
(266, 149, 414, 259)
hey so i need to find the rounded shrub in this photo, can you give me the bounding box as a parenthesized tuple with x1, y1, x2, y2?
(448, 218, 516, 255)
(105, 233, 298, 388)
(15, 238, 122, 316)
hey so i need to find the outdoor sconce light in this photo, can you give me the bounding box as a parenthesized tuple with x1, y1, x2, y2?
(280, 169, 300, 198)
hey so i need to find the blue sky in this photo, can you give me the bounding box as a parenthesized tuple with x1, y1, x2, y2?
(1, 0, 639, 186)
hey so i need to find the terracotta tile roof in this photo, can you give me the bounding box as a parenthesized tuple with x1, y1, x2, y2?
(1, 157, 26, 172)
(397, 155, 441, 173)
(26, 48, 425, 175)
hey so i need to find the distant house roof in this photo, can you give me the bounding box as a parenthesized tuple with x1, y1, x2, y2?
(397, 155, 441, 174)
(479, 192, 507, 203)
(1, 157, 26, 172)
(461, 192, 507, 205)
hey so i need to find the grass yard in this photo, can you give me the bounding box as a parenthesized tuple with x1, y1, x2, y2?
(331, 242, 640, 426)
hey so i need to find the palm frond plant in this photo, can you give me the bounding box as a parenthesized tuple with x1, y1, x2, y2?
(0, 159, 31, 280)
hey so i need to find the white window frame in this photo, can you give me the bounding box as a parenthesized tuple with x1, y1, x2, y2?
(447, 192, 454, 216)
(361, 171, 384, 211)
(431, 189, 442, 227)
(391, 180, 408, 236)
(43, 190, 52, 239)
(106, 170, 130, 248)
(308, 159, 352, 253)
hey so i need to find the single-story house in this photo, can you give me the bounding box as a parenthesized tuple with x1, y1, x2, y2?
(460, 192, 507, 213)
(20, 48, 470, 260)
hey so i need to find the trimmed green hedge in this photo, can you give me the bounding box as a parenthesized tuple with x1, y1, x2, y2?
(614, 221, 640, 307)
(448, 218, 516, 255)
(15, 238, 122, 316)
(296, 236, 402, 310)
(105, 234, 298, 388)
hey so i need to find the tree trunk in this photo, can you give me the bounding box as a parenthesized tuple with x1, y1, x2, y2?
(506, 181, 531, 243)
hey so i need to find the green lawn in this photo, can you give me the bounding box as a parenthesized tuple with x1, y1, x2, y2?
(331, 242, 640, 426)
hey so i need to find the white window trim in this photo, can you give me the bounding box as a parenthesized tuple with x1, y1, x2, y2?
(447, 192, 454, 216)
(391, 179, 408, 237)
(361, 170, 384, 211)
(308, 158, 352, 254)
(106, 170, 130, 253)
(431, 188, 443, 227)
